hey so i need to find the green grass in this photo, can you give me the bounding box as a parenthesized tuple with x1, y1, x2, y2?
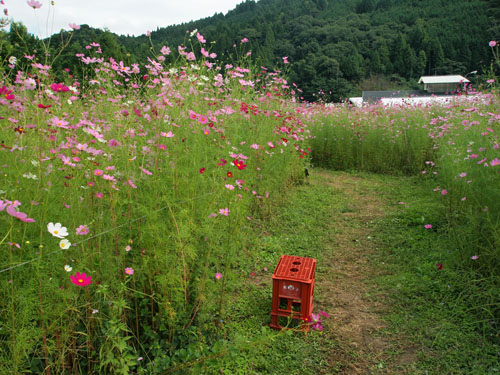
(208, 173, 343, 375)
(210, 169, 500, 374)
(372, 175, 500, 374)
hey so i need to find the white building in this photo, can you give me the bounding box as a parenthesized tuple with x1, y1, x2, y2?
(349, 75, 472, 107)
(418, 75, 470, 93)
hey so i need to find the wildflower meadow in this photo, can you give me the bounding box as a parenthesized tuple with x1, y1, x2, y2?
(1, 2, 500, 374)
(0, 24, 315, 373)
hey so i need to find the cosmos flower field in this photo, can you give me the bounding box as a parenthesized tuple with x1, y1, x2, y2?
(1, 23, 499, 373)
(0, 32, 314, 373)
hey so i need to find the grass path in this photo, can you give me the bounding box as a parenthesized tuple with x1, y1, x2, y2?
(221, 168, 498, 375)
(311, 170, 415, 374)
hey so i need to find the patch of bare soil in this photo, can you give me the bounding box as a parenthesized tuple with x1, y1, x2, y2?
(313, 171, 416, 374)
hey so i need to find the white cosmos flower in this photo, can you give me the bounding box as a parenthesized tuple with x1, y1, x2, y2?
(59, 239, 71, 249)
(47, 222, 68, 238)
(64, 264, 72, 272)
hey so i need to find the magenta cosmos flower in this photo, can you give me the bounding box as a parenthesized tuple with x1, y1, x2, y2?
(70, 272, 92, 286)
(489, 40, 497, 48)
(50, 83, 69, 93)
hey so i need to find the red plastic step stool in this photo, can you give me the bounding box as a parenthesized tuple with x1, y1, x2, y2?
(270, 255, 317, 331)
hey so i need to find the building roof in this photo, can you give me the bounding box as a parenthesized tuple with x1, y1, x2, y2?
(418, 75, 469, 84)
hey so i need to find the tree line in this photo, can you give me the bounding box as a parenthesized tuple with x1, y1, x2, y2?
(1, 0, 498, 101)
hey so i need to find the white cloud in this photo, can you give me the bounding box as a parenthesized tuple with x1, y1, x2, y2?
(5, 0, 244, 37)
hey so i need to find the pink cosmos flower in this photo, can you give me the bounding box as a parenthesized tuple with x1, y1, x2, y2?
(424, 224, 432, 229)
(198, 115, 208, 125)
(218, 208, 230, 216)
(94, 169, 103, 176)
(8, 208, 36, 223)
(196, 32, 206, 43)
(225, 184, 235, 190)
(27, 0, 42, 9)
(140, 167, 152, 175)
(215, 272, 222, 280)
(50, 116, 69, 129)
(125, 267, 134, 275)
(160, 46, 171, 55)
(489, 40, 497, 48)
(70, 272, 92, 286)
(102, 174, 115, 182)
(76, 225, 89, 235)
(241, 38, 249, 43)
(471, 255, 479, 260)
(69, 23, 80, 30)
(1, 200, 35, 223)
(309, 313, 323, 331)
(24, 78, 37, 90)
(250, 144, 260, 150)
(95, 192, 103, 199)
(441, 189, 448, 196)
(161, 131, 174, 138)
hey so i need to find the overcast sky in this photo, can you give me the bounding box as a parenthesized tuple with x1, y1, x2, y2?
(5, 0, 245, 38)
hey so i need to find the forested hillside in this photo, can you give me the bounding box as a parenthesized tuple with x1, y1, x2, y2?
(1, 0, 499, 101)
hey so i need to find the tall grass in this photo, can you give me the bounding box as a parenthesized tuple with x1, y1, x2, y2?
(306, 103, 437, 174)
(307, 89, 500, 336)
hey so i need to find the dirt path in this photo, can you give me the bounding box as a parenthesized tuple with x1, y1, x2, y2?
(312, 171, 416, 374)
